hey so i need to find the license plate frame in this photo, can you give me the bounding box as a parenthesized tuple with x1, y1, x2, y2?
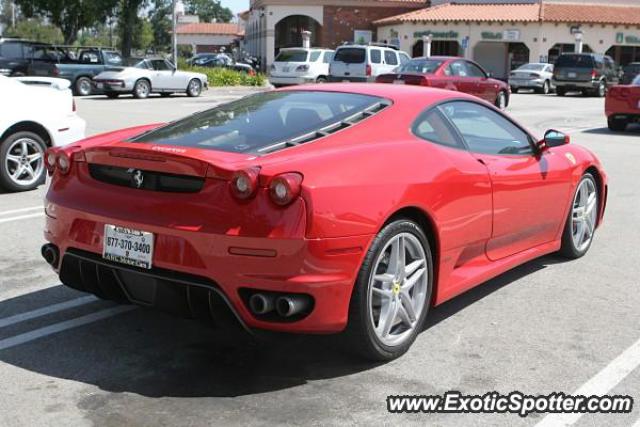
(103, 225, 154, 269)
(393, 80, 405, 85)
(568, 72, 577, 78)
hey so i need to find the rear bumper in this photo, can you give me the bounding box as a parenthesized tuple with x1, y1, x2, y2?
(328, 76, 373, 83)
(509, 78, 545, 88)
(43, 202, 371, 334)
(269, 75, 317, 85)
(553, 80, 599, 90)
(51, 115, 86, 147)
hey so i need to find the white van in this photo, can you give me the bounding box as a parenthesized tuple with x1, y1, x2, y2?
(329, 44, 411, 82)
(269, 48, 335, 87)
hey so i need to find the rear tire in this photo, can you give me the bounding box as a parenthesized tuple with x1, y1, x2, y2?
(316, 76, 328, 84)
(75, 77, 93, 96)
(345, 219, 433, 361)
(511, 86, 519, 93)
(538, 80, 551, 95)
(559, 173, 598, 259)
(596, 80, 607, 97)
(608, 116, 628, 131)
(495, 91, 508, 110)
(0, 131, 47, 192)
(133, 79, 151, 99)
(556, 87, 566, 97)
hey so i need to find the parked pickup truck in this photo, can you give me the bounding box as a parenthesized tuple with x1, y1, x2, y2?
(37, 46, 125, 96)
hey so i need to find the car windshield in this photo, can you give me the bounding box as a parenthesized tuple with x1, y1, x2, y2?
(130, 91, 387, 154)
(275, 50, 308, 62)
(556, 55, 595, 68)
(334, 48, 366, 64)
(399, 59, 444, 74)
(517, 64, 546, 71)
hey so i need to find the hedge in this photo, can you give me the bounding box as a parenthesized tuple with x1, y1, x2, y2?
(181, 64, 267, 87)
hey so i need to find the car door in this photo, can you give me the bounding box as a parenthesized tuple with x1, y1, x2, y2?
(439, 101, 573, 261)
(150, 59, 176, 90)
(447, 60, 480, 98)
(465, 60, 497, 102)
(383, 49, 399, 74)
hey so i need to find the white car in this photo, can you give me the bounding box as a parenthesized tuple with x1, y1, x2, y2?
(0, 75, 85, 191)
(269, 48, 334, 86)
(509, 63, 555, 94)
(93, 58, 208, 99)
(329, 44, 410, 82)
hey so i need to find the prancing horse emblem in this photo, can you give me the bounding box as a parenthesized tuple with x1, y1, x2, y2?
(131, 169, 144, 189)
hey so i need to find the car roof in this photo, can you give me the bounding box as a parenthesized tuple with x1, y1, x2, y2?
(277, 82, 476, 106)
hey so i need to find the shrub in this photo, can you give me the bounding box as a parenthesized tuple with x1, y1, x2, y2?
(182, 65, 267, 87)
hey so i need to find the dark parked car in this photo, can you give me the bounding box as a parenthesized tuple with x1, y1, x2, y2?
(197, 56, 256, 75)
(621, 62, 640, 85)
(553, 53, 619, 97)
(48, 47, 125, 96)
(0, 38, 56, 77)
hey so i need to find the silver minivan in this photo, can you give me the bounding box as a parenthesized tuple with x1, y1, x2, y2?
(329, 44, 410, 82)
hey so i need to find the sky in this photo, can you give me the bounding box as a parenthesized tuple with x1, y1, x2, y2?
(220, 0, 250, 15)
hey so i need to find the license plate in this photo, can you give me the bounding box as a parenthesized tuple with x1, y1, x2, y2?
(103, 225, 154, 269)
(283, 67, 290, 72)
(96, 83, 103, 89)
(342, 80, 350, 83)
(393, 80, 405, 85)
(568, 72, 577, 78)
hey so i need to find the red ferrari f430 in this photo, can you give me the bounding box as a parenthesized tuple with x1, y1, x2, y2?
(42, 84, 607, 360)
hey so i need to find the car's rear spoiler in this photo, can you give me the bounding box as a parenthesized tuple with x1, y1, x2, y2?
(14, 77, 71, 91)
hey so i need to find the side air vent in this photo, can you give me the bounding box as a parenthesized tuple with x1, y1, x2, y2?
(257, 101, 391, 154)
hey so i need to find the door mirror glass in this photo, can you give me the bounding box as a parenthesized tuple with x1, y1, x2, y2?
(540, 129, 570, 150)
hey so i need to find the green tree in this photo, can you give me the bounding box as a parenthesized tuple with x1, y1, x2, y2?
(4, 17, 64, 43)
(148, 0, 171, 52)
(15, 0, 119, 44)
(118, 0, 146, 57)
(184, 0, 233, 23)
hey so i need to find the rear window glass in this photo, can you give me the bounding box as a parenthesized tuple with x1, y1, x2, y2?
(556, 55, 595, 68)
(0, 42, 23, 59)
(370, 50, 381, 64)
(400, 59, 443, 74)
(334, 48, 366, 64)
(131, 91, 387, 154)
(275, 50, 308, 62)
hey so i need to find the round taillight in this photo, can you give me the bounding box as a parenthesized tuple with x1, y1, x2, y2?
(269, 173, 303, 206)
(230, 167, 260, 200)
(57, 152, 71, 175)
(45, 149, 58, 175)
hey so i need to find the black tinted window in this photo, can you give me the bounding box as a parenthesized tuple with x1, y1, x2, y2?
(556, 55, 595, 69)
(413, 109, 464, 149)
(0, 42, 22, 59)
(132, 91, 387, 154)
(384, 51, 398, 65)
(439, 102, 532, 155)
(370, 49, 381, 64)
(334, 48, 366, 64)
(275, 50, 308, 62)
(466, 62, 486, 78)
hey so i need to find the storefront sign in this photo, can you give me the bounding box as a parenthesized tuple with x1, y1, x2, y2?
(616, 32, 640, 45)
(354, 30, 372, 45)
(414, 30, 459, 40)
(481, 30, 521, 42)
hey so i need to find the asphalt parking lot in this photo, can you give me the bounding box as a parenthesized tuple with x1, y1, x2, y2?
(1, 88, 639, 426)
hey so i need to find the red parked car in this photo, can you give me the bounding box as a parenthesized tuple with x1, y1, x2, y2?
(376, 56, 511, 110)
(605, 75, 640, 131)
(42, 84, 607, 360)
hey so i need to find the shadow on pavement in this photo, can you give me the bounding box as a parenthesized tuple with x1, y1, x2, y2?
(0, 254, 565, 398)
(583, 125, 640, 136)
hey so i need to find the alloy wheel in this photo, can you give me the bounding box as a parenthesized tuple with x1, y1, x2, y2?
(368, 233, 428, 347)
(5, 137, 45, 187)
(571, 178, 598, 252)
(188, 79, 201, 96)
(135, 80, 150, 98)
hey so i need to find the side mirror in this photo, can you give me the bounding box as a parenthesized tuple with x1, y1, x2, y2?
(486, 72, 492, 78)
(538, 129, 570, 151)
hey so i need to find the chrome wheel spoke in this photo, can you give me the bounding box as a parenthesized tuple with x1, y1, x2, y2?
(400, 293, 417, 323)
(374, 273, 395, 283)
(27, 152, 42, 163)
(403, 267, 425, 293)
(571, 178, 597, 251)
(405, 259, 425, 277)
(380, 298, 399, 338)
(6, 154, 21, 165)
(372, 287, 392, 299)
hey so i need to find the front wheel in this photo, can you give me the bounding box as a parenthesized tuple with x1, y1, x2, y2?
(596, 81, 607, 97)
(316, 76, 328, 84)
(0, 131, 47, 192)
(186, 79, 202, 97)
(345, 219, 433, 361)
(539, 80, 551, 95)
(75, 77, 93, 96)
(559, 173, 599, 259)
(556, 87, 566, 97)
(608, 116, 628, 132)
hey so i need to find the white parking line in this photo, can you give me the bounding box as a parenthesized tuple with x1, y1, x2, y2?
(0, 212, 45, 224)
(536, 336, 640, 427)
(0, 296, 97, 328)
(0, 206, 42, 216)
(0, 305, 136, 351)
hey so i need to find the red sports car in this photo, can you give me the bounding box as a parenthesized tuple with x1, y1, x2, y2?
(42, 84, 607, 360)
(605, 75, 640, 131)
(376, 56, 511, 110)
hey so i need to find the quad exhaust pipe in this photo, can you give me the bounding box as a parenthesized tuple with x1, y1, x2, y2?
(41, 244, 60, 268)
(248, 293, 312, 318)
